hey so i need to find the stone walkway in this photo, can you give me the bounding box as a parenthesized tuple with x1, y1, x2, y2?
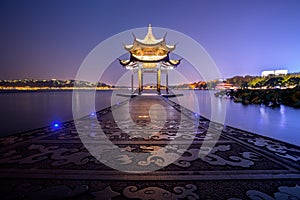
(0, 96, 299, 199)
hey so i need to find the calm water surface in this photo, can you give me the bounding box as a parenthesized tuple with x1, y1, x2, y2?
(0, 90, 299, 146)
(0, 91, 112, 136)
(179, 90, 300, 146)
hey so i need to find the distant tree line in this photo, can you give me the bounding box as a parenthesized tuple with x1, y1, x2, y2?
(0, 79, 112, 88)
(1, 73, 299, 90)
(225, 73, 300, 89)
(217, 86, 300, 108)
(215, 73, 300, 108)
(172, 73, 300, 90)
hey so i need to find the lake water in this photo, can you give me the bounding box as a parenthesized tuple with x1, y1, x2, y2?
(0, 91, 113, 136)
(0, 90, 299, 146)
(179, 90, 300, 146)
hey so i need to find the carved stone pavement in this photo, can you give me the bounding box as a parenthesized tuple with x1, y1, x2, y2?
(0, 96, 299, 200)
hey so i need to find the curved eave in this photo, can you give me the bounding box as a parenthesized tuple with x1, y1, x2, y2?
(135, 38, 165, 46)
(132, 54, 168, 63)
(162, 59, 181, 67)
(119, 59, 139, 67)
(125, 40, 176, 52)
(166, 44, 176, 52)
(169, 59, 181, 66)
(124, 44, 133, 51)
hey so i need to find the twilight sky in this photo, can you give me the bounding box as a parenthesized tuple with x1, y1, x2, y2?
(0, 0, 300, 81)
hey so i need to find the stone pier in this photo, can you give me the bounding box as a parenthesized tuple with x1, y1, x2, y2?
(0, 96, 299, 199)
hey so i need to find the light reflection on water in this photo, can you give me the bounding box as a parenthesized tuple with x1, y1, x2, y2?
(279, 105, 286, 128)
(179, 90, 300, 146)
(0, 90, 299, 146)
(259, 106, 268, 124)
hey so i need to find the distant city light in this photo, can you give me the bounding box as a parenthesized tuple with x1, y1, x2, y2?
(138, 115, 149, 118)
(90, 112, 96, 116)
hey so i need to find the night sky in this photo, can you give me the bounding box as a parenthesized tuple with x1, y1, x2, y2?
(1, 0, 300, 81)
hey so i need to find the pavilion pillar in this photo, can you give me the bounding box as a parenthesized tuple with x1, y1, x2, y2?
(166, 70, 169, 94)
(157, 64, 161, 95)
(131, 69, 134, 94)
(141, 69, 144, 92)
(138, 64, 142, 95)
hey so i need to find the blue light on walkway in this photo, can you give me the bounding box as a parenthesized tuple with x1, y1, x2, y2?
(52, 121, 60, 129)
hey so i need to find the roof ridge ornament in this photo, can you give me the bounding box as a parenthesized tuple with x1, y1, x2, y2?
(122, 25, 179, 59)
(143, 23, 156, 42)
(147, 24, 152, 34)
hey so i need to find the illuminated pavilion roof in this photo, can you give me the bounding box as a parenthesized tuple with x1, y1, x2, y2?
(121, 24, 179, 65)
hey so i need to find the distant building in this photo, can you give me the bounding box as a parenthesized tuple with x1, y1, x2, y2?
(261, 69, 288, 77)
(274, 69, 288, 76)
(261, 70, 275, 77)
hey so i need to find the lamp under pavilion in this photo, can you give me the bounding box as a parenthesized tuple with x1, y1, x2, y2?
(119, 24, 181, 95)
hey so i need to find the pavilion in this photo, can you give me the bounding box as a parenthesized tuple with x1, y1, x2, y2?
(119, 24, 181, 95)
